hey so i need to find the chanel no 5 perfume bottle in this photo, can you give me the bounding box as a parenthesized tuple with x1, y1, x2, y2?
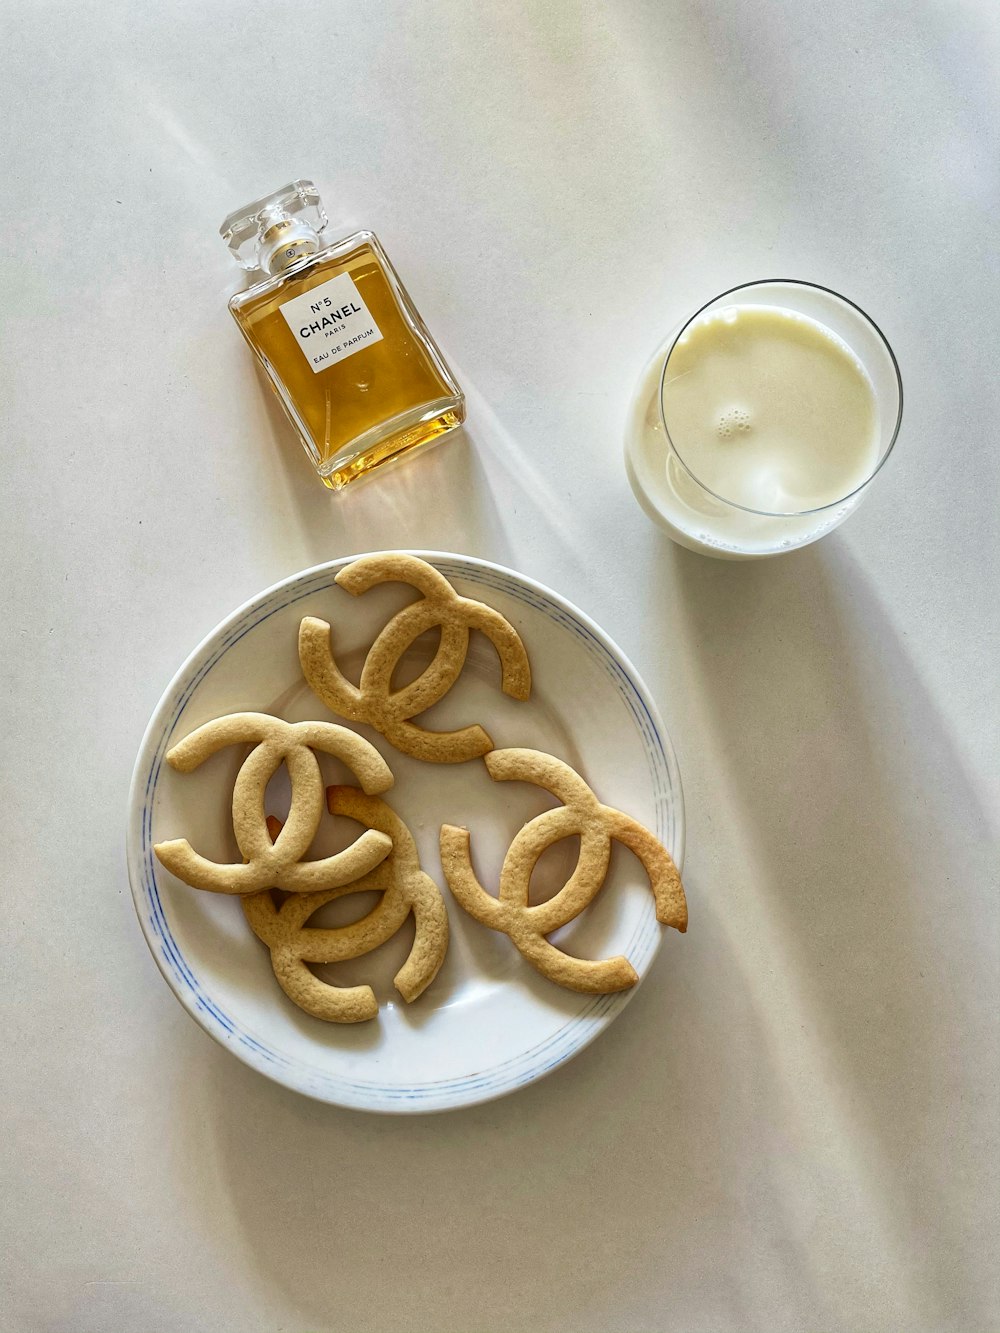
(221, 180, 465, 490)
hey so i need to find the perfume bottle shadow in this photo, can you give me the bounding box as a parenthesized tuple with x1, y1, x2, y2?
(251, 363, 523, 570)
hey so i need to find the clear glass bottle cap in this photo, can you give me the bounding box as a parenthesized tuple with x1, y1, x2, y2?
(220, 179, 329, 274)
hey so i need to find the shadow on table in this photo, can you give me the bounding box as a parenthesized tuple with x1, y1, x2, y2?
(184, 909, 805, 1333)
(656, 533, 992, 1327)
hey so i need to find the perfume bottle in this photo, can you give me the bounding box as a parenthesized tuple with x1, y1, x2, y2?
(221, 180, 465, 490)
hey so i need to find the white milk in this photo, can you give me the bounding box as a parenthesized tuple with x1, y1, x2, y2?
(626, 305, 881, 558)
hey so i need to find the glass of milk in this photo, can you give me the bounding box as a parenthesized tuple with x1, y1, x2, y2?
(624, 280, 903, 558)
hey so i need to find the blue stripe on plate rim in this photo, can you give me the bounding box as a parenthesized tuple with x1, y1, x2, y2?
(126, 551, 685, 1113)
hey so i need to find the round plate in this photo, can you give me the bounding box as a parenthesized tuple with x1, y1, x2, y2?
(126, 552, 684, 1113)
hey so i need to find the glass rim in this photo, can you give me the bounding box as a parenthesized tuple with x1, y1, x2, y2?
(657, 278, 904, 518)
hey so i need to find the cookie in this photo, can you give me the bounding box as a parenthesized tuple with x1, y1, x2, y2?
(299, 552, 531, 763)
(440, 748, 686, 993)
(242, 790, 449, 1023)
(153, 712, 394, 894)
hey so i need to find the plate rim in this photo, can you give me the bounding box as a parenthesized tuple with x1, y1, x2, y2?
(126, 551, 685, 1113)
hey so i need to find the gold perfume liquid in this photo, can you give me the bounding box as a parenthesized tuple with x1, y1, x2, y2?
(221, 182, 464, 490)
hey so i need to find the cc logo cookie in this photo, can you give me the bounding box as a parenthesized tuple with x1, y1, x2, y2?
(243, 790, 449, 1023)
(153, 713, 394, 894)
(440, 748, 686, 993)
(298, 552, 531, 763)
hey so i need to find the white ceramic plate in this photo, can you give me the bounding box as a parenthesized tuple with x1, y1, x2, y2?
(127, 552, 684, 1113)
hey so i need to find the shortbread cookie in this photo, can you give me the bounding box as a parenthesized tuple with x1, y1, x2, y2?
(440, 748, 686, 993)
(242, 792, 449, 1023)
(153, 713, 393, 894)
(299, 552, 531, 763)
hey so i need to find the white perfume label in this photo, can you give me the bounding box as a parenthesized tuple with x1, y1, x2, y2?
(278, 271, 383, 374)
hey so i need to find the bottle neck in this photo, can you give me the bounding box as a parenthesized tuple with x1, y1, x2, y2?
(259, 212, 321, 275)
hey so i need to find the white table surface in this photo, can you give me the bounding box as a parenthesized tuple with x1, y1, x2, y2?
(3, 2, 998, 1330)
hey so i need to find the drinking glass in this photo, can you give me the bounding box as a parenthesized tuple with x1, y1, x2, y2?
(624, 280, 903, 558)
